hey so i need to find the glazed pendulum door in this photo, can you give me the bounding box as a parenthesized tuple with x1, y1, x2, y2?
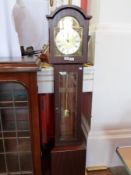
(0, 82, 33, 175)
(54, 65, 83, 146)
(59, 71, 76, 140)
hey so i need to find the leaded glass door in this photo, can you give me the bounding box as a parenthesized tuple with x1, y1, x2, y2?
(0, 82, 33, 175)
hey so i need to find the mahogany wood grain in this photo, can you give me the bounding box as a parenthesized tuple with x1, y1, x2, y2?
(51, 143, 86, 175)
(0, 56, 42, 175)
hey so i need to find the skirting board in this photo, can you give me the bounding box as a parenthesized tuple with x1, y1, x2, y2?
(81, 116, 131, 167)
(87, 166, 108, 171)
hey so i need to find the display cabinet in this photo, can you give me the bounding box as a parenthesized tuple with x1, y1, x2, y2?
(0, 57, 42, 175)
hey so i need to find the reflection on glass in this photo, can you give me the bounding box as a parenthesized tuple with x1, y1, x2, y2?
(0, 82, 33, 174)
(59, 72, 78, 141)
(5, 139, 18, 152)
(0, 154, 6, 173)
(1, 109, 16, 131)
(0, 140, 3, 153)
(20, 152, 33, 171)
(6, 153, 19, 172)
(18, 138, 31, 152)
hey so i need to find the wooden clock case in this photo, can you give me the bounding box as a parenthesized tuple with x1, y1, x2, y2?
(47, 5, 91, 146)
(44, 5, 92, 175)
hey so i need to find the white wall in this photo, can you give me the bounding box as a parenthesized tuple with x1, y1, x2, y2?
(0, 0, 81, 57)
(12, 0, 49, 49)
(0, 0, 49, 57)
(99, 0, 131, 24)
(0, 0, 21, 57)
(86, 0, 131, 168)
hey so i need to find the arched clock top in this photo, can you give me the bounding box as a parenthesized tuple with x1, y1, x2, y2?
(47, 5, 92, 20)
(47, 5, 92, 64)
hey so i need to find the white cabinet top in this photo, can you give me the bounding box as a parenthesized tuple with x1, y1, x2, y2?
(37, 66, 94, 94)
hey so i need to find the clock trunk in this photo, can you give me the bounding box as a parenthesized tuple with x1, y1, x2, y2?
(54, 64, 83, 146)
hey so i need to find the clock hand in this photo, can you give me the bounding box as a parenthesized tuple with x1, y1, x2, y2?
(66, 33, 70, 43)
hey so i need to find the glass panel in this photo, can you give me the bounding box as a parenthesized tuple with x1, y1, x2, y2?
(0, 82, 33, 174)
(0, 154, 6, 173)
(0, 84, 13, 101)
(1, 109, 16, 131)
(0, 122, 1, 137)
(59, 72, 78, 141)
(6, 153, 19, 172)
(16, 108, 30, 130)
(18, 138, 31, 152)
(3, 131, 16, 137)
(18, 131, 30, 137)
(0, 140, 4, 152)
(14, 84, 28, 101)
(0, 83, 28, 108)
(5, 139, 18, 152)
(0, 121, 1, 131)
(20, 152, 33, 171)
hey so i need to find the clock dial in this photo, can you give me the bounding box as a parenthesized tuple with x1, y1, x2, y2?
(55, 29, 81, 55)
(54, 16, 83, 56)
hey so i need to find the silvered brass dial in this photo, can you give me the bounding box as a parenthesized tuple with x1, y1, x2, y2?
(55, 29, 81, 55)
(54, 16, 83, 56)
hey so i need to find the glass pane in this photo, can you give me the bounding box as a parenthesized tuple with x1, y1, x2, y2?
(0, 83, 13, 101)
(20, 152, 33, 171)
(6, 153, 19, 172)
(1, 109, 16, 131)
(3, 131, 16, 138)
(5, 139, 18, 152)
(0, 121, 1, 131)
(18, 138, 31, 152)
(16, 108, 30, 130)
(0, 154, 6, 173)
(59, 72, 78, 140)
(18, 131, 30, 137)
(14, 83, 28, 101)
(0, 140, 4, 152)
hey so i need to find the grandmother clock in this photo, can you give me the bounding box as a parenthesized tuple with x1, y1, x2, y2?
(47, 5, 91, 175)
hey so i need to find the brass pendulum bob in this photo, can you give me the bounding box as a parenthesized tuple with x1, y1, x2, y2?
(64, 109, 70, 117)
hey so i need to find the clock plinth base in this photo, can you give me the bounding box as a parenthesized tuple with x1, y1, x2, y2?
(51, 143, 86, 175)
